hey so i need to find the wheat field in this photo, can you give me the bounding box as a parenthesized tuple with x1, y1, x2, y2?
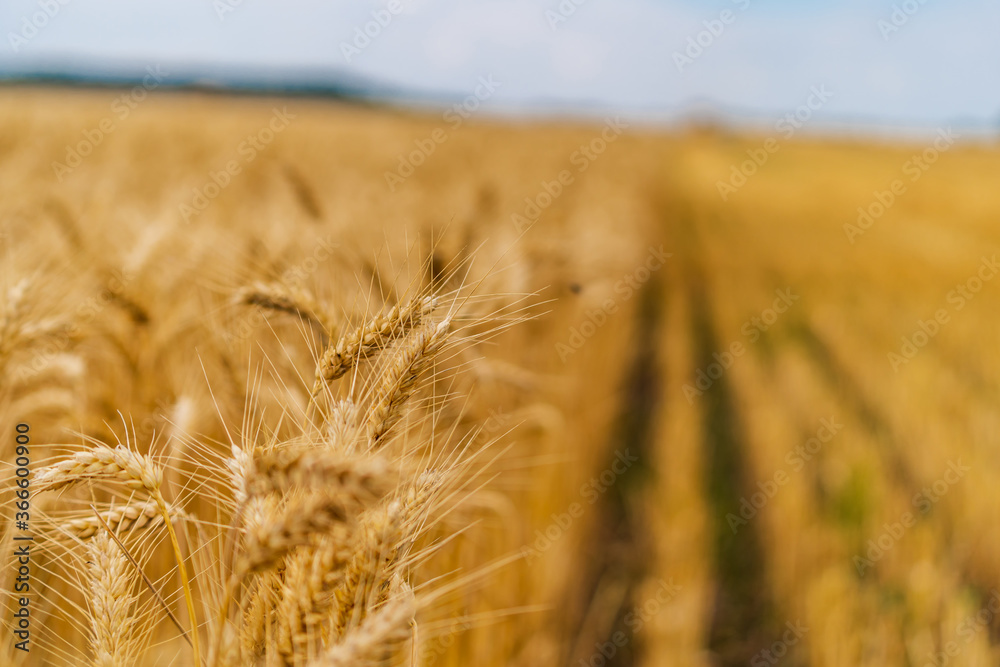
(1, 87, 999, 666)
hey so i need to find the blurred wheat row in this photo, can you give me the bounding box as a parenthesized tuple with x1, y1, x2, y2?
(1, 88, 999, 666)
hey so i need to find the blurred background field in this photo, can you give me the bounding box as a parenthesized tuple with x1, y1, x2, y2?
(2, 85, 1000, 665)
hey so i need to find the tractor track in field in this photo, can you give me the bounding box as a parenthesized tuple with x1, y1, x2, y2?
(561, 276, 662, 667)
(686, 265, 780, 666)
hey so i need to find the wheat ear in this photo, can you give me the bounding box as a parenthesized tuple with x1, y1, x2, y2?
(237, 282, 335, 335)
(275, 529, 355, 664)
(312, 296, 436, 394)
(35, 445, 162, 493)
(309, 594, 415, 667)
(38, 445, 201, 666)
(0, 278, 29, 363)
(63, 500, 166, 539)
(250, 450, 392, 499)
(332, 501, 403, 638)
(367, 319, 451, 445)
(87, 530, 139, 667)
(213, 491, 372, 666)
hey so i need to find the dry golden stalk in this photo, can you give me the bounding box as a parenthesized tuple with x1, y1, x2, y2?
(35, 445, 163, 494)
(310, 595, 415, 667)
(237, 282, 334, 335)
(87, 530, 139, 667)
(249, 450, 392, 499)
(367, 319, 451, 445)
(312, 296, 436, 394)
(64, 501, 165, 539)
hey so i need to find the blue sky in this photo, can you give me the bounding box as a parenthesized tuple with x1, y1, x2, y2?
(1, 0, 997, 132)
